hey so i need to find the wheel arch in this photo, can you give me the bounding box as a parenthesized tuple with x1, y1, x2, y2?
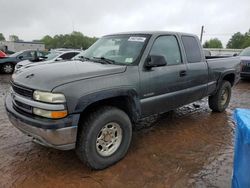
(222, 72, 235, 86)
(75, 88, 141, 125)
(217, 70, 236, 88)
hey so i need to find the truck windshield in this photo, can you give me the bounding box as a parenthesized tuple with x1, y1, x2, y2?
(83, 35, 149, 65)
(239, 47, 250, 56)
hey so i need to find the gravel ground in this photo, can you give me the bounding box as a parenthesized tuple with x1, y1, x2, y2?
(0, 74, 249, 188)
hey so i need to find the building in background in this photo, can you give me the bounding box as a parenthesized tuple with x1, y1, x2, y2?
(0, 41, 45, 53)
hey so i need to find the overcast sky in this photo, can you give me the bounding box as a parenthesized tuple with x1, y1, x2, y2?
(0, 0, 249, 47)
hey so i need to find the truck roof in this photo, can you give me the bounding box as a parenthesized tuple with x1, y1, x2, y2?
(105, 31, 197, 37)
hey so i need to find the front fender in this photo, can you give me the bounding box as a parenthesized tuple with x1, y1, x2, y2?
(74, 88, 141, 121)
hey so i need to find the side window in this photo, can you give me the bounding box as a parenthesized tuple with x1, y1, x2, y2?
(181, 36, 202, 63)
(60, 52, 78, 60)
(150, 35, 182, 65)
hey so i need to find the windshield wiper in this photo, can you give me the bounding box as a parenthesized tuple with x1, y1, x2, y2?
(76, 56, 91, 61)
(93, 57, 116, 64)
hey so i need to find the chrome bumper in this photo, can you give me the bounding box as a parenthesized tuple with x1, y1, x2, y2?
(5, 94, 79, 150)
(8, 114, 77, 150)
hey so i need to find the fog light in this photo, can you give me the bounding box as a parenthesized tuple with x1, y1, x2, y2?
(33, 108, 67, 119)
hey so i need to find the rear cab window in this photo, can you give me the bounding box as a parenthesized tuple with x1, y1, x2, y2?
(181, 36, 202, 63)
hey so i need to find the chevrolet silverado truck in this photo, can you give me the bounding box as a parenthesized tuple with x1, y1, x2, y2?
(5, 31, 241, 169)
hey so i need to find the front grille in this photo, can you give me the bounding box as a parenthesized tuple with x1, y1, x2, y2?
(15, 100, 32, 111)
(242, 63, 250, 72)
(11, 82, 33, 98)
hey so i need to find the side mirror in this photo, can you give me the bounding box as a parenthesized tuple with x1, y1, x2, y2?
(233, 53, 238, 56)
(145, 55, 167, 68)
(18, 56, 23, 60)
(55, 57, 63, 61)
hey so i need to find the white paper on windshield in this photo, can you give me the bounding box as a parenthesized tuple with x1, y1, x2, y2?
(128, 37, 146, 42)
(125, 58, 133, 63)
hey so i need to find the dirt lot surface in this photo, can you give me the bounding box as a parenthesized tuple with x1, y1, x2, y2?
(0, 74, 249, 188)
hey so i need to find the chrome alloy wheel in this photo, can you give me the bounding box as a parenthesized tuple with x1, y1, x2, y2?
(220, 88, 229, 106)
(3, 64, 13, 73)
(96, 122, 122, 157)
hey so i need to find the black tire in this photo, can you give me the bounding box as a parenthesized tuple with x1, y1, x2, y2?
(76, 106, 132, 170)
(209, 81, 231, 112)
(1, 63, 14, 74)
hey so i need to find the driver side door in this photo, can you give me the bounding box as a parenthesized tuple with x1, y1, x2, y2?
(139, 35, 188, 117)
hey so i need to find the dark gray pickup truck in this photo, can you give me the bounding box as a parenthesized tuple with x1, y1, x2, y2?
(5, 31, 241, 169)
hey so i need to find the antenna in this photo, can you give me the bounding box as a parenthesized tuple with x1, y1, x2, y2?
(200, 25, 204, 43)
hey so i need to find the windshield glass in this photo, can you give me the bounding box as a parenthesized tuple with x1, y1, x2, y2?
(84, 34, 149, 64)
(239, 48, 250, 56)
(44, 52, 61, 61)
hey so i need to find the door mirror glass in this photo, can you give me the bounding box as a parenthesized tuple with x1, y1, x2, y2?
(145, 55, 167, 68)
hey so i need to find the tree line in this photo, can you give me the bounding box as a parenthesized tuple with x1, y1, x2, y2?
(0, 31, 98, 50)
(203, 29, 250, 49)
(1, 29, 250, 49)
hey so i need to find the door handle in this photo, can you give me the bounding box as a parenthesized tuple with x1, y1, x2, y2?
(179, 70, 187, 77)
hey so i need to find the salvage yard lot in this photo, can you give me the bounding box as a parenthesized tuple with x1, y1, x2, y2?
(0, 74, 249, 188)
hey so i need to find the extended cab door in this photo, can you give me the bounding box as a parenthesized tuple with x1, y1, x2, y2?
(139, 35, 188, 117)
(180, 35, 209, 104)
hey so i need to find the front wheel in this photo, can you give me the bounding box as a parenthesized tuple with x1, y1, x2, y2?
(2, 63, 14, 74)
(208, 81, 232, 112)
(76, 106, 132, 170)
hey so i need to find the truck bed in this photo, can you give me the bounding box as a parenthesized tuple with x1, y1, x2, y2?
(206, 56, 241, 90)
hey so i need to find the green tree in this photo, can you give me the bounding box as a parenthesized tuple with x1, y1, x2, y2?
(40, 31, 98, 50)
(226, 29, 250, 49)
(9, 35, 20, 41)
(0, 33, 5, 41)
(203, 38, 223, 48)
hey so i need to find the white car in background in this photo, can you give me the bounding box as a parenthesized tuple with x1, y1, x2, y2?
(15, 50, 81, 71)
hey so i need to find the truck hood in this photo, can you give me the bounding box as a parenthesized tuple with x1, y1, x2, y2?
(16, 59, 55, 69)
(12, 60, 127, 91)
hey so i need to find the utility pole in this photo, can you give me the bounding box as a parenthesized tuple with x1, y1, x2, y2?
(200, 25, 204, 43)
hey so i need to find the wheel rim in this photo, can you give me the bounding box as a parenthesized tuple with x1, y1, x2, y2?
(3, 64, 13, 73)
(220, 88, 229, 106)
(96, 122, 122, 157)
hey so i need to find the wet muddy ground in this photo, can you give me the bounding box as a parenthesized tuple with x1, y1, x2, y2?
(0, 74, 249, 188)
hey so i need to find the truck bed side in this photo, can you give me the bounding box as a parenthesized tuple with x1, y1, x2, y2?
(206, 56, 241, 95)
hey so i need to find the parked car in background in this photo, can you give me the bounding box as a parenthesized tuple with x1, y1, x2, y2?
(239, 47, 250, 78)
(6, 31, 240, 169)
(15, 50, 81, 71)
(0, 50, 7, 58)
(0, 50, 47, 73)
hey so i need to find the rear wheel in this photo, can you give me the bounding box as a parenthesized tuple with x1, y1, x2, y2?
(2, 63, 14, 74)
(76, 106, 132, 170)
(208, 81, 231, 112)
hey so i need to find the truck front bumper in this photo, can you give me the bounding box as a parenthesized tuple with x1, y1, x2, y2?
(5, 94, 80, 150)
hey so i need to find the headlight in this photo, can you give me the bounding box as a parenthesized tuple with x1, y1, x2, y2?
(33, 108, 68, 119)
(33, 91, 66, 103)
